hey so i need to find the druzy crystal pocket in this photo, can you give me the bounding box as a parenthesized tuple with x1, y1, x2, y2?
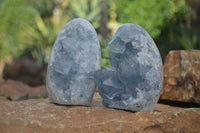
(95, 24, 163, 112)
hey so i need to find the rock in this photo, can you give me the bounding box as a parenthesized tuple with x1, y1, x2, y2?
(46, 18, 101, 106)
(95, 24, 163, 112)
(160, 50, 200, 104)
(0, 96, 9, 101)
(0, 79, 46, 100)
(3, 58, 46, 86)
(0, 92, 200, 133)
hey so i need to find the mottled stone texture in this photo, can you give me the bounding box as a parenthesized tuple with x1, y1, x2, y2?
(160, 50, 200, 104)
(46, 18, 101, 106)
(0, 79, 46, 100)
(0, 93, 200, 133)
(95, 24, 163, 112)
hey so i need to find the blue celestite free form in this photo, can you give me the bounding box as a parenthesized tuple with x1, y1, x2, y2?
(46, 18, 101, 106)
(95, 24, 163, 112)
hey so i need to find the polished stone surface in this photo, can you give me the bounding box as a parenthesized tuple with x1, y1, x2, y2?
(46, 18, 101, 106)
(95, 24, 163, 112)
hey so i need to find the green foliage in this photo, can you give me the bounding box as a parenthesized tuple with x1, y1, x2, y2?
(0, 0, 38, 60)
(20, 1, 71, 65)
(179, 29, 198, 49)
(100, 43, 111, 69)
(0, 0, 70, 65)
(155, 17, 200, 56)
(155, 0, 200, 56)
(0, 0, 199, 70)
(115, 0, 189, 38)
(27, 0, 54, 18)
(69, 0, 101, 29)
(0, 0, 101, 65)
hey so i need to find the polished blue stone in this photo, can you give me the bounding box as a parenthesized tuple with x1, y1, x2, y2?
(95, 24, 163, 112)
(46, 18, 101, 106)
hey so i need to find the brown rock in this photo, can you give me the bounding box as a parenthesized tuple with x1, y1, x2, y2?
(0, 79, 46, 100)
(0, 92, 200, 133)
(0, 96, 9, 101)
(3, 58, 46, 86)
(160, 50, 200, 104)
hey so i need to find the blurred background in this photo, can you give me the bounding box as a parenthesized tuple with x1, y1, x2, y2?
(0, 0, 199, 86)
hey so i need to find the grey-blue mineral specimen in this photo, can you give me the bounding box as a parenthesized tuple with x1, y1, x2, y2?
(46, 18, 101, 106)
(95, 24, 163, 112)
